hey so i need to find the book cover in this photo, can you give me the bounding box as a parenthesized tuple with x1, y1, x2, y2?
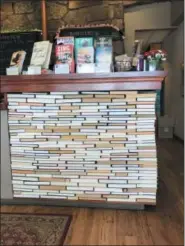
(95, 47, 112, 63)
(30, 41, 51, 68)
(77, 47, 94, 64)
(56, 36, 74, 46)
(10, 50, 26, 74)
(55, 44, 74, 73)
(95, 37, 112, 47)
(75, 37, 94, 63)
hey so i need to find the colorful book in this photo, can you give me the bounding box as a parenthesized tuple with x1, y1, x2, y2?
(95, 47, 112, 64)
(95, 37, 113, 64)
(55, 36, 74, 73)
(77, 47, 94, 64)
(75, 37, 94, 63)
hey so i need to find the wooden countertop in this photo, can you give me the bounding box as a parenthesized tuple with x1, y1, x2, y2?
(0, 71, 167, 93)
(0, 71, 167, 110)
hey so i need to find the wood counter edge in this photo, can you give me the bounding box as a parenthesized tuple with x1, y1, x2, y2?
(0, 71, 167, 110)
(1, 198, 156, 210)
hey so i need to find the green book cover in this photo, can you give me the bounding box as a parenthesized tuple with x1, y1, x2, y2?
(75, 37, 94, 62)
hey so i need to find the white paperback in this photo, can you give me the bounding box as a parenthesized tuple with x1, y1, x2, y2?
(30, 41, 53, 69)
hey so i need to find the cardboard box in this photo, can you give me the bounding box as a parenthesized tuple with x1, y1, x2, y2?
(149, 43, 162, 50)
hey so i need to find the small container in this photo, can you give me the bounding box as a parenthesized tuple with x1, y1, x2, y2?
(143, 59, 147, 71)
(137, 56, 144, 71)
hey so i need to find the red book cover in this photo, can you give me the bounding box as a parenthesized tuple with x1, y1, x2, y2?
(55, 44, 74, 73)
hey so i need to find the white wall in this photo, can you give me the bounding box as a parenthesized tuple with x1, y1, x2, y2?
(1, 110, 13, 199)
(171, 0, 184, 25)
(124, 2, 171, 56)
(164, 21, 184, 140)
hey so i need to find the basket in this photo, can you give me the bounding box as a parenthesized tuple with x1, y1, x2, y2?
(115, 60, 132, 72)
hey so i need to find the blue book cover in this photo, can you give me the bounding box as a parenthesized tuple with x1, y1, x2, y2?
(95, 47, 112, 63)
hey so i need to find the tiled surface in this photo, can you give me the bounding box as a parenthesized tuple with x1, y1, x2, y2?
(7, 91, 157, 204)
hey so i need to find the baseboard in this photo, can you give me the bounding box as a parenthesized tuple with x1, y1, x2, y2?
(0, 198, 146, 210)
(174, 134, 184, 144)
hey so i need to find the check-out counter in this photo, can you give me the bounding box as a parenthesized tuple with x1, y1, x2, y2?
(0, 71, 167, 209)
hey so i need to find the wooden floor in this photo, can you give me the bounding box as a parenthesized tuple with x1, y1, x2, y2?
(1, 139, 184, 245)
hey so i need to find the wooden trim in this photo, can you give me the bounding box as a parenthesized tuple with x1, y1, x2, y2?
(0, 71, 167, 93)
(1, 198, 152, 210)
(41, 0, 47, 40)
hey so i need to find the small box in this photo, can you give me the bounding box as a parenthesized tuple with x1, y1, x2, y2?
(149, 43, 162, 50)
(54, 64, 69, 74)
(76, 63, 95, 74)
(27, 66, 41, 75)
(158, 116, 174, 139)
(95, 63, 112, 73)
(6, 67, 19, 75)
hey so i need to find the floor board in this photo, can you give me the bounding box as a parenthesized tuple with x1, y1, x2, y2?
(1, 139, 184, 245)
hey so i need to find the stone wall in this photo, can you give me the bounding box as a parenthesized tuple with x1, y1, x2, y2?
(1, 0, 124, 34)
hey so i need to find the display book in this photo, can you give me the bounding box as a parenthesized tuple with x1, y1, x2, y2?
(29, 41, 53, 74)
(6, 41, 53, 75)
(55, 36, 113, 74)
(5, 36, 113, 75)
(6, 51, 26, 75)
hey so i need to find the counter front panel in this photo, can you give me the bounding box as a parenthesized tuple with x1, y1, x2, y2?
(8, 91, 157, 205)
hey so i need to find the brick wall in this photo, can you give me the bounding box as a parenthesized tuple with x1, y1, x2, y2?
(8, 91, 157, 204)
